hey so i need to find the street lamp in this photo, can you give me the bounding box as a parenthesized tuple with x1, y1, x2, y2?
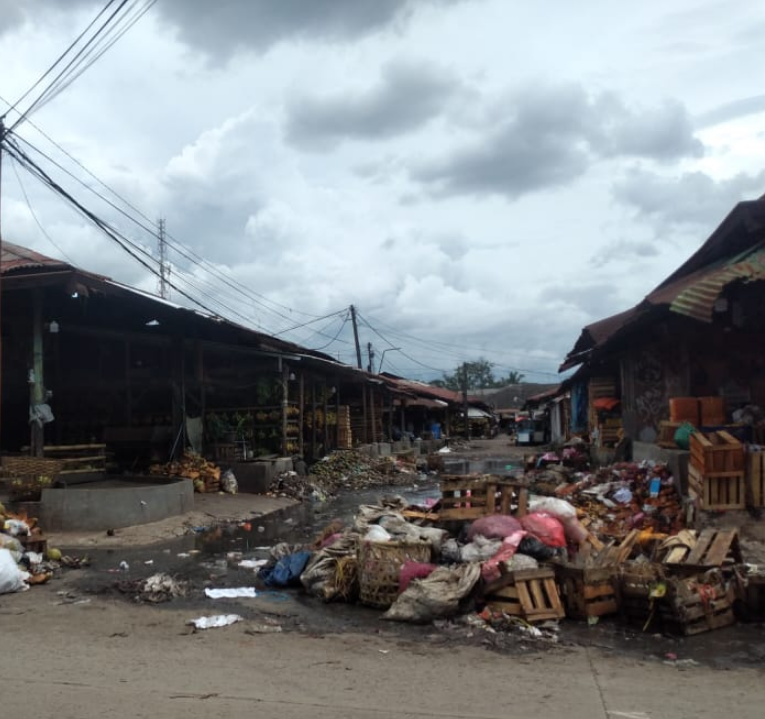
(378, 347, 401, 373)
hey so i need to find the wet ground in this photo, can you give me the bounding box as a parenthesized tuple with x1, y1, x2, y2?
(52, 449, 765, 670)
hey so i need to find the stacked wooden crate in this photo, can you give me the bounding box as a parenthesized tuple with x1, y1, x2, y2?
(336, 405, 352, 449)
(747, 448, 765, 508)
(689, 430, 745, 510)
(438, 475, 499, 521)
(483, 568, 565, 624)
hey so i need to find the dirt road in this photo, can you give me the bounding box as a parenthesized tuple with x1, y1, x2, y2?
(2, 580, 763, 719)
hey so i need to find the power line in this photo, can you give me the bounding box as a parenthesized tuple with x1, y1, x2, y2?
(8, 155, 75, 264)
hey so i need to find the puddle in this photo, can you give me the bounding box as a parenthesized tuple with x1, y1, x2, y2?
(442, 456, 524, 477)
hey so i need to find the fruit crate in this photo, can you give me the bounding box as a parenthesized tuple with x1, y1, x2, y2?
(483, 568, 565, 624)
(438, 475, 499, 521)
(690, 430, 744, 474)
(555, 564, 619, 620)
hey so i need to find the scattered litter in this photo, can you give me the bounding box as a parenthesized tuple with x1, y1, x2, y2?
(177, 553, 191, 558)
(144, 560, 154, 566)
(244, 622, 283, 634)
(187, 614, 243, 630)
(119, 561, 130, 571)
(205, 587, 258, 599)
(238, 559, 269, 570)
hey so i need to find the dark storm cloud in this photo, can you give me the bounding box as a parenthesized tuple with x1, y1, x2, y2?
(157, 0, 467, 57)
(613, 168, 765, 229)
(285, 61, 457, 150)
(410, 84, 704, 200)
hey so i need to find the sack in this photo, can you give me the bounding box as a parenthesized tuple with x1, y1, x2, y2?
(382, 563, 481, 623)
(481, 530, 527, 583)
(301, 537, 358, 602)
(460, 536, 502, 562)
(466, 515, 522, 541)
(221, 469, 238, 494)
(520, 512, 566, 548)
(0, 548, 28, 594)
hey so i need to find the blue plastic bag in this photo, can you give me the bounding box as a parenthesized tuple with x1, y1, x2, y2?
(259, 551, 312, 587)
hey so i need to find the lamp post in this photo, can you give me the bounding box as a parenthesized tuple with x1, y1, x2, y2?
(378, 347, 401, 373)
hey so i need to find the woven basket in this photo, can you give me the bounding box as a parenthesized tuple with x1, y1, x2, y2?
(2, 456, 63, 501)
(357, 539, 432, 609)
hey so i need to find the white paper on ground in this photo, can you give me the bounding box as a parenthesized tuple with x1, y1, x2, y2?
(238, 559, 269, 570)
(188, 614, 243, 629)
(205, 587, 258, 599)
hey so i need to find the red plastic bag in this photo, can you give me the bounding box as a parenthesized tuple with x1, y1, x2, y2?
(399, 561, 438, 593)
(466, 515, 523, 541)
(481, 530, 527, 583)
(520, 512, 566, 548)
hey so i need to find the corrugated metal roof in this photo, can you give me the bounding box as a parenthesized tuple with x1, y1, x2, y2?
(1, 241, 71, 274)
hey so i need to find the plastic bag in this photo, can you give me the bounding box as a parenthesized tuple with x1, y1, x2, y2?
(502, 553, 539, 572)
(520, 512, 566, 548)
(529, 497, 577, 520)
(481, 530, 527, 582)
(674, 422, 695, 450)
(0, 548, 28, 594)
(259, 551, 312, 587)
(0, 534, 24, 563)
(460, 536, 502, 562)
(365, 525, 392, 542)
(221, 469, 238, 494)
(517, 536, 557, 561)
(466, 515, 522, 541)
(399, 561, 438, 593)
(561, 515, 588, 545)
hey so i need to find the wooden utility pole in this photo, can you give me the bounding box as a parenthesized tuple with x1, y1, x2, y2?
(350, 305, 362, 369)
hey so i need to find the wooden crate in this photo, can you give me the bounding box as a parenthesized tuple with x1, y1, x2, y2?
(682, 528, 742, 569)
(19, 534, 48, 555)
(690, 430, 744, 474)
(438, 475, 498, 521)
(688, 465, 745, 510)
(555, 565, 619, 619)
(618, 563, 666, 627)
(699, 396, 726, 426)
(484, 568, 565, 623)
(747, 450, 765, 508)
(657, 420, 682, 449)
(660, 571, 735, 636)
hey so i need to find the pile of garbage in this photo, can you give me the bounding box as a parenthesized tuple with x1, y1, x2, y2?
(530, 460, 686, 538)
(267, 450, 421, 500)
(235, 458, 761, 638)
(0, 504, 76, 594)
(149, 452, 235, 493)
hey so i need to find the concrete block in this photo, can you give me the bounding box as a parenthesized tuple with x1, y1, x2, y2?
(233, 461, 272, 494)
(272, 457, 294, 474)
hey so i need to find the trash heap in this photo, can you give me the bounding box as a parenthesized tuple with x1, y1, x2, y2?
(267, 450, 421, 500)
(247, 462, 762, 637)
(0, 503, 78, 594)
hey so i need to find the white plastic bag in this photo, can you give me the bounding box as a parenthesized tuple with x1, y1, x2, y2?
(529, 497, 577, 520)
(0, 548, 28, 594)
(365, 525, 392, 542)
(221, 469, 238, 494)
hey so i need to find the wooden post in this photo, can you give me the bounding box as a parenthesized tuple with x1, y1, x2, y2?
(369, 385, 377, 443)
(362, 380, 368, 443)
(298, 371, 305, 457)
(323, 384, 329, 453)
(30, 290, 45, 456)
(281, 365, 289, 456)
(311, 382, 317, 459)
(334, 380, 340, 449)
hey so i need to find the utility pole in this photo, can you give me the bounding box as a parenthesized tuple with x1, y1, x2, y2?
(349, 304, 362, 369)
(366, 342, 375, 373)
(157, 217, 170, 299)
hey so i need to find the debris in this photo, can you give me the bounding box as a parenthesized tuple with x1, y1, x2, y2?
(205, 587, 258, 599)
(150, 452, 222, 493)
(238, 559, 269, 571)
(187, 614, 243, 630)
(244, 623, 283, 634)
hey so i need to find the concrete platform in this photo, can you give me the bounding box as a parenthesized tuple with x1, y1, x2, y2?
(30, 475, 194, 531)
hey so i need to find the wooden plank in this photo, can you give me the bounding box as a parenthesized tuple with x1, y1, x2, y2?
(529, 580, 546, 609)
(704, 529, 737, 566)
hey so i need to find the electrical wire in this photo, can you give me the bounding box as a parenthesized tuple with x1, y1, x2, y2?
(5, 0, 118, 118)
(8, 155, 76, 264)
(8, 127, 330, 329)
(10, 0, 137, 132)
(310, 313, 352, 351)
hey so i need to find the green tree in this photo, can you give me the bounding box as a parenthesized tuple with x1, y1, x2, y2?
(430, 358, 498, 391)
(498, 370, 525, 385)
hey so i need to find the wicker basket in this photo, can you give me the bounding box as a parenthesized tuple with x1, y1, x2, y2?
(357, 539, 432, 609)
(2, 456, 63, 501)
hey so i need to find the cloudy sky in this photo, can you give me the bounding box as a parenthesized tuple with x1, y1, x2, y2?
(1, 0, 764, 382)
